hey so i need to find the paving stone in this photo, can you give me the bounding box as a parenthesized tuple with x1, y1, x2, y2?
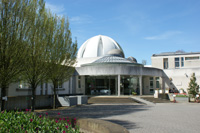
(36, 97, 200, 133)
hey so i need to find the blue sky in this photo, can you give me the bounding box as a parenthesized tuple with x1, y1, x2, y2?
(45, 0, 200, 65)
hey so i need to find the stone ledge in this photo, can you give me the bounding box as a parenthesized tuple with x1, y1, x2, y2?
(77, 118, 129, 133)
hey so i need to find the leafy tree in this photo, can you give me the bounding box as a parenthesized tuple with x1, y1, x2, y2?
(0, 0, 32, 111)
(188, 73, 199, 98)
(46, 15, 77, 109)
(142, 60, 147, 65)
(22, 0, 50, 111)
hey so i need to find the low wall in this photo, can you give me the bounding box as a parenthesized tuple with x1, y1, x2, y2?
(158, 94, 169, 100)
(77, 95, 88, 105)
(4, 95, 53, 110)
(77, 118, 129, 133)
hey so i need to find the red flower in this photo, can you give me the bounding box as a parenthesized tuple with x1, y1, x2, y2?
(67, 119, 69, 123)
(58, 112, 60, 115)
(55, 119, 58, 123)
(39, 115, 42, 118)
(30, 119, 33, 122)
(63, 118, 66, 121)
(63, 131, 66, 133)
(59, 118, 62, 121)
(69, 122, 71, 125)
(74, 118, 76, 121)
(25, 109, 29, 112)
(65, 125, 68, 129)
(46, 112, 48, 115)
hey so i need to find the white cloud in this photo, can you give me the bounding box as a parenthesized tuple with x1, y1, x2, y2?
(45, 3, 65, 14)
(144, 31, 182, 40)
(69, 15, 92, 24)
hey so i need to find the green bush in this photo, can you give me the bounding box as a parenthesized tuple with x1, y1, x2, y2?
(175, 94, 188, 97)
(0, 110, 79, 133)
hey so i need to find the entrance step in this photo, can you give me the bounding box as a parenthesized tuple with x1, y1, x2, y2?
(131, 97, 155, 106)
(140, 96, 171, 103)
(88, 97, 137, 104)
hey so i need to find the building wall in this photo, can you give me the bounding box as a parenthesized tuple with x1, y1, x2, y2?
(151, 53, 200, 69)
(75, 76, 85, 94)
(164, 68, 200, 92)
(151, 53, 200, 93)
(3, 77, 73, 97)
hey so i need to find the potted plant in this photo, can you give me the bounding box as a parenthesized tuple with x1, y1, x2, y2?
(132, 91, 137, 95)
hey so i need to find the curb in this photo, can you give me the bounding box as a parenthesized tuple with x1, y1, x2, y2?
(131, 97, 155, 106)
(77, 118, 129, 133)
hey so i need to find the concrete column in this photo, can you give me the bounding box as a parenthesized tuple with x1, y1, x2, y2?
(118, 75, 120, 96)
(139, 76, 142, 95)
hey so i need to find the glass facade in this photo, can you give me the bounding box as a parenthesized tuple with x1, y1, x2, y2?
(120, 76, 139, 95)
(85, 75, 139, 95)
(85, 76, 118, 95)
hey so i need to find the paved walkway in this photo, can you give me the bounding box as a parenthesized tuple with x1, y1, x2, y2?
(36, 97, 200, 133)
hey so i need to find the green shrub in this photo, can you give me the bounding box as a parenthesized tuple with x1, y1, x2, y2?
(0, 110, 79, 133)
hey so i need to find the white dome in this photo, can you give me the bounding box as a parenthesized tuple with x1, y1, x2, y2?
(77, 35, 124, 58)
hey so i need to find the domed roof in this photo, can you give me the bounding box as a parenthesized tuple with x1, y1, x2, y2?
(77, 35, 124, 58)
(107, 49, 124, 58)
(127, 56, 137, 63)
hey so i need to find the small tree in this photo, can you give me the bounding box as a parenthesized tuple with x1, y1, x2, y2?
(188, 73, 199, 98)
(22, 0, 50, 111)
(142, 60, 147, 65)
(46, 15, 77, 109)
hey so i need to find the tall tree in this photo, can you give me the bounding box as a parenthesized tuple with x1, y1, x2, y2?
(22, 0, 50, 111)
(188, 73, 199, 98)
(46, 15, 77, 109)
(0, 0, 32, 111)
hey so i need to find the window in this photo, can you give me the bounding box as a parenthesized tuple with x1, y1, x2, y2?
(45, 82, 48, 95)
(163, 58, 168, 69)
(40, 82, 43, 95)
(175, 57, 180, 68)
(185, 56, 200, 60)
(78, 76, 81, 88)
(181, 57, 184, 67)
(156, 77, 159, 88)
(45, 83, 48, 89)
(150, 77, 154, 93)
(19, 81, 30, 89)
(40, 82, 43, 89)
(58, 80, 63, 89)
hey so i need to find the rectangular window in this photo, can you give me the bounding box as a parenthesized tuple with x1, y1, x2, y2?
(149, 77, 154, 93)
(40, 82, 43, 89)
(185, 56, 200, 60)
(58, 80, 63, 88)
(19, 81, 30, 89)
(175, 57, 180, 68)
(156, 77, 159, 88)
(163, 58, 168, 69)
(181, 57, 184, 67)
(78, 76, 81, 88)
(45, 82, 48, 95)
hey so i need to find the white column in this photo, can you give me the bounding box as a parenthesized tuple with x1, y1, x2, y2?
(118, 75, 120, 96)
(139, 76, 142, 95)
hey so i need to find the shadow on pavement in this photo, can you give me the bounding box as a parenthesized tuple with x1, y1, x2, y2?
(105, 119, 138, 130)
(37, 104, 150, 119)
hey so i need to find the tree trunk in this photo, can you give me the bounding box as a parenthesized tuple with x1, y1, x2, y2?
(53, 86, 56, 109)
(0, 87, 7, 111)
(31, 87, 36, 112)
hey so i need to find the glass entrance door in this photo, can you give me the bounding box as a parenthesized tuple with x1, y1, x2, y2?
(85, 76, 117, 95)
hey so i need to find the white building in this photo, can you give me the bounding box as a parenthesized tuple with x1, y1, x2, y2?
(1, 35, 200, 109)
(151, 52, 200, 93)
